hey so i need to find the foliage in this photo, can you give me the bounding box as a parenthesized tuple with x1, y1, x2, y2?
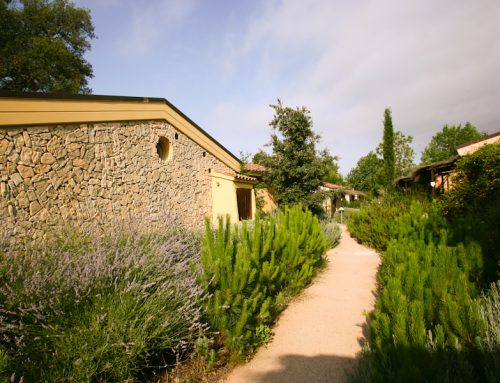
(351, 199, 485, 382)
(199, 206, 328, 358)
(382, 108, 395, 187)
(349, 194, 500, 382)
(421, 122, 485, 164)
(376, 130, 415, 177)
(320, 218, 342, 248)
(478, 280, 500, 382)
(0, 0, 95, 93)
(320, 149, 344, 184)
(262, 100, 329, 215)
(440, 143, 500, 283)
(0, 223, 204, 382)
(346, 151, 384, 194)
(0, 348, 7, 383)
(252, 149, 271, 166)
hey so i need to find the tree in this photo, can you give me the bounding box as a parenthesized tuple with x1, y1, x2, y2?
(421, 122, 485, 164)
(319, 149, 343, 184)
(263, 100, 328, 215)
(346, 151, 384, 194)
(376, 131, 415, 177)
(0, 0, 95, 93)
(252, 149, 271, 166)
(382, 108, 395, 186)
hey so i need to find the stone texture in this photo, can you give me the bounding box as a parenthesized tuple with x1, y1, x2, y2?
(17, 164, 34, 179)
(29, 200, 42, 216)
(1, 121, 232, 238)
(40, 152, 56, 165)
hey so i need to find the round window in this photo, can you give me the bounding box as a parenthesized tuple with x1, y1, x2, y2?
(156, 136, 171, 161)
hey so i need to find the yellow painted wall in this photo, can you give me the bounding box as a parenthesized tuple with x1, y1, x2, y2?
(211, 173, 256, 223)
(256, 188, 277, 214)
(211, 172, 239, 223)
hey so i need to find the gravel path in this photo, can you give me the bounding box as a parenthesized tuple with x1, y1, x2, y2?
(225, 225, 380, 383)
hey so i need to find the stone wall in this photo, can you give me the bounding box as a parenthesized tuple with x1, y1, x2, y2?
(0, 120, 232, 238)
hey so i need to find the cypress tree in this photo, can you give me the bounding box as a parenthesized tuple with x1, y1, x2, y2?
(382, 108, 395, 187)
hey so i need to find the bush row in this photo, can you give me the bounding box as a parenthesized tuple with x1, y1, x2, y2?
(349, 196, 500, 382)
(199, 205, 329, 358)
(0, 205, 332, 380)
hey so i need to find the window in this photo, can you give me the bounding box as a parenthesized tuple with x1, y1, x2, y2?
(156, 136, 171, 161)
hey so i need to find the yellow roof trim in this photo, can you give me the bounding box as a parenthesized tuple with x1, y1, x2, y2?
(0, 97, 241, 172)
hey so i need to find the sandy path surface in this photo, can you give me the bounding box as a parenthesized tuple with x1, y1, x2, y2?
(225, 225, 380, 383)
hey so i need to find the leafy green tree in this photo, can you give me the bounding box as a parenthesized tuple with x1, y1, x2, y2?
(263, 100, 328, 215)
(376, 131, 415, 177)
(382, 107, 395, 186)
(0, 0, 95, 93)
(319, 149, 343, 184)
(346, 151, 383, 194)
(421, 122, 485, 164)
(252, 149, 271, 166)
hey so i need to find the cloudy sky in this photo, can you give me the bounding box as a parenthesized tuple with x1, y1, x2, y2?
(75, 0, 500, 175)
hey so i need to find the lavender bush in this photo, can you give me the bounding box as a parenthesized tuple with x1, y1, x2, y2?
(0, 222, 204, 382)
(320, 218, 341, 248)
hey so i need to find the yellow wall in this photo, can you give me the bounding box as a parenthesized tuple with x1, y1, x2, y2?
(211, 172, 238, 223)
(211, 172, 255, 223)
(256, 188, 277, 214)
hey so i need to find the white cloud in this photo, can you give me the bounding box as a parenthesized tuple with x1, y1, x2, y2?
(212, 0, 500, 173)
(113, 0, 197, 58)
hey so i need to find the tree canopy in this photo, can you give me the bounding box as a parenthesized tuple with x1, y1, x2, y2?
(376, 130, 415, 177)
(262, 100, 329, 215)
(382, 108, 395, 186)
(421, 122, 485, 164)
(346, 151, 384, 195)
(0, 0, 95, 93)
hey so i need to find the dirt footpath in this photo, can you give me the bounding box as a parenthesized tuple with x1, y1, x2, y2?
(225, 225, 380, 383)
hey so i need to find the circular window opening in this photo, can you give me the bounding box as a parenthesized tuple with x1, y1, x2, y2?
(156, 136, 171, 161)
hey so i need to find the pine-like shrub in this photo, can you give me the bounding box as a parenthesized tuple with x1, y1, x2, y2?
(199, 205, 327, 358)
(351, 198, 495, 382)
(0, 223, 204, 382)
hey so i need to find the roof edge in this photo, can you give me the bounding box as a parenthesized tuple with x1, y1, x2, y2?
(0, 91, 241, 170)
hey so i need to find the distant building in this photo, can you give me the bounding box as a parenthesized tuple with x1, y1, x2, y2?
(396, 131, 499, 195)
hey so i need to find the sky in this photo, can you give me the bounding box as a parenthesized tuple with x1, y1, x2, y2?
(74, 0, 500, 175)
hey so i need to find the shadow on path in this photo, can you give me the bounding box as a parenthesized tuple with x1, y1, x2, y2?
(247, 354, 357, 383)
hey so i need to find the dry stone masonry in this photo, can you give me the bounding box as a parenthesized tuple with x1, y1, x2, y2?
(0, 120, 231, 238)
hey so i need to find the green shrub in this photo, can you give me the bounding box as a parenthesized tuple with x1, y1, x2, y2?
(321, 219, 341, 248)
(0, 348, 8, 383)
(199, 205, 327, 358)
(350, 198, 494, 382)
(478, 280, 500, 382)
(440, 143, 500, 284)
(0, 223, 204, 382)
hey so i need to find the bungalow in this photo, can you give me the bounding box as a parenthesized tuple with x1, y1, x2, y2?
(321, 182, 365, 217)
(0, 92, 256, 238)
(396, 131, 500, 195)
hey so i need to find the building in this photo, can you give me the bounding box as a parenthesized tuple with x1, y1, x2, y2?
(396, 131, 500, 195)
(0, 92, 256, 238)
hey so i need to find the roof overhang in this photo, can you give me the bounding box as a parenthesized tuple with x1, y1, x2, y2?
(0, 91, 241, 172)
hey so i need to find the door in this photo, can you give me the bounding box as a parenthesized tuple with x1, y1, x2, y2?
(236, 188, 252, 220)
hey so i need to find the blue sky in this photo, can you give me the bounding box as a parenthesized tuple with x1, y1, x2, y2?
(75, 0, 500, 175)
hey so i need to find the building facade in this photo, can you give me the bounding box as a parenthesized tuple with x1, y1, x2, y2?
(0, 93, 255, 238)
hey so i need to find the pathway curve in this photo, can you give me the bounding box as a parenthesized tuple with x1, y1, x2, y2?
(225, 225, 380, 383)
